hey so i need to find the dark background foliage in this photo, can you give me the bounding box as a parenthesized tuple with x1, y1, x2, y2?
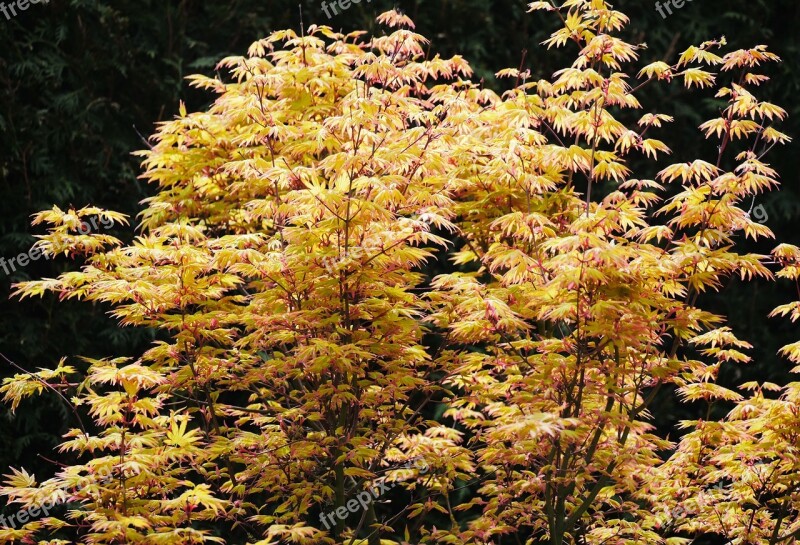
(0, 0, 797, 536)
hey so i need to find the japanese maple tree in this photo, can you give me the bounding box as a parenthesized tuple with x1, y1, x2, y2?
(1, 2, 797, 545)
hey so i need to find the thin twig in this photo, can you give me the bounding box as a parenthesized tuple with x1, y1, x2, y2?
(132, 125, 153, 149)
(0, 352, 89, 438)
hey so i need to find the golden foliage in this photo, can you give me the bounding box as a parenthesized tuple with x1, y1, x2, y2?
(1, 3, 797, 545)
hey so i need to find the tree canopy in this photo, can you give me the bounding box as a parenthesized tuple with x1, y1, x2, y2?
(1, 1, 799, 544)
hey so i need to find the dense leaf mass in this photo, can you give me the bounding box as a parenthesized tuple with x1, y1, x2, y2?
(1, 1, 799, 544)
